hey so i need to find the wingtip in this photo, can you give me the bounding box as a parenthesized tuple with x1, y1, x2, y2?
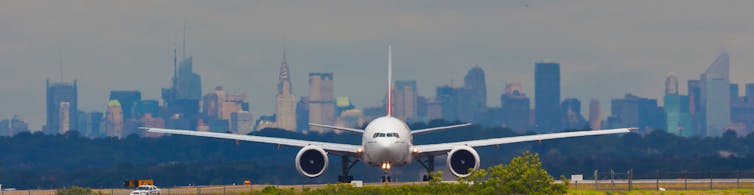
(627, 127, 638, 131)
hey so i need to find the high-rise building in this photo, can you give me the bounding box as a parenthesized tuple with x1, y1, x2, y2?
(561, 98, 587, 130)
(109, 90, 141, 120)
(45, 79, 78, 134)
(745, 83, 754, 100)
(534, 62, 561, 132)
(231, 111, 254, 135)
(435, 85, 457, 121)
(88, 111, 104, 138)
(296, 97, 309, 132)
(105, 100, 124, 138)
(202, 87, 222, 119)
(464, 66, 487, 111)
(134, 100, 160, 119)
(700, 52, 730, 136)
(308, 73, 335, 132)
(500, 83, 530, 131)
(275, 50, 297, 131)
(588, 99, 601, 130)
(665, 73, 694, 136)
(608, 94, 665, 132)
(730, 83, 739, 103)
(0, 116, 29, 136)
(394, 80, 418, 121)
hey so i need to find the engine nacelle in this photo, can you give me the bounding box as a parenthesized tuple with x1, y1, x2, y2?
(295, 145, 329, 178)
(446, 146, 480, 177)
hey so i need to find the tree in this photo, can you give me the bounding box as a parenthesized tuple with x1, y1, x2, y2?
(482, 151, 567, 195)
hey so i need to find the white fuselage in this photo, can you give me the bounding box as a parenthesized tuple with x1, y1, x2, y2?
(361, 116, 413, 169)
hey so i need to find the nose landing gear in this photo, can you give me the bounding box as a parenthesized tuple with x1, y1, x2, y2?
(380, 162, 393, 183)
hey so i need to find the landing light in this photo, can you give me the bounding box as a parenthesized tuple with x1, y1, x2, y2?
(356, 147, 363, 153)
(412, 148, 419, 153)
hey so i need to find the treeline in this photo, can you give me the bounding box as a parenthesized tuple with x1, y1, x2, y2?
(1, 121, 754, 189)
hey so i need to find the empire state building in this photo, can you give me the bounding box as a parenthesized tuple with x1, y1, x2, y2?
(275, 50, 297, 131)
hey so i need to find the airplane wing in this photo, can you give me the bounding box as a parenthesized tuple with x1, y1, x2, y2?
(144, 128, 361, 156)
(308, 123, 364, 134)
(411, 123, 472, 135)
(413, 128, 634, 156)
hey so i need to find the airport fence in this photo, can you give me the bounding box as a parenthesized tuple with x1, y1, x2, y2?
(571, 169, 754, 191)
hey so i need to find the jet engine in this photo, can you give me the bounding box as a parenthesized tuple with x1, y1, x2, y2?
(295, 145, 329, 178)
(446, 146, 480, 177)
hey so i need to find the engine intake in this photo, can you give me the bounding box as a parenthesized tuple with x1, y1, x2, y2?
(446, 146, 480, 177)
(295, 146, 329, 178)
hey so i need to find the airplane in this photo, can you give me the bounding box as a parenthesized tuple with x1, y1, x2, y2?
(143, 46, 634, 183)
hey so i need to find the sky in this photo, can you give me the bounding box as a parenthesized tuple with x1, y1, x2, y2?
(3, 0, 754, 130)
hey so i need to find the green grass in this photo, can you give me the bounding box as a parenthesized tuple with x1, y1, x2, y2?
(568, 189, 754, 195)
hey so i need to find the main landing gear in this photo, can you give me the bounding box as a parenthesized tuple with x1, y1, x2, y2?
(417, 155, 435, 181)
(338, 156, 359, 183)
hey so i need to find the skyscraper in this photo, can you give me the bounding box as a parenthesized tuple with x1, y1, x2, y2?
(588, 99, 601, 130)
(561, 98, 587, 130)
(109, 90, 142, 120)
(45, 79, 77, 134)
(665, 73, 694, 136)
(435, 85, 457, 121)
(534, 62, 561, 132)
(105, 100, 124, 138)
(700, 52, 730, 137)
(394, 80, 418, 121)
(308, 73, 335, 132)
(464, 66, 487, 111)
(275, 50, 297, 131)
(500, 83, 530, 131)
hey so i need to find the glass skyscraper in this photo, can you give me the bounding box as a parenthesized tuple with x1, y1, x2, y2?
(535, 62, 561, 132)
(700, 52, 730, 137)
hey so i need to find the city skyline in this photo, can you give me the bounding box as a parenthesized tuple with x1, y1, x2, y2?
(5, 1, 754, 130)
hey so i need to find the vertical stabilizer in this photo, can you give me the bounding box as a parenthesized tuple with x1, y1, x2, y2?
(387, 45, 393, 116)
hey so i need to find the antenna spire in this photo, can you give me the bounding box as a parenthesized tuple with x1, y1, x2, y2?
(387, 45, 393, 116)
(182, 24, 187, 59)
(58, 49, 63, 82)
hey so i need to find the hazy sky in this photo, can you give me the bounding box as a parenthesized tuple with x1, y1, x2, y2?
(3, 1, 754, 130)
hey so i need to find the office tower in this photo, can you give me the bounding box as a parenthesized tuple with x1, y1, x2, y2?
(336, 97, 355, 117)
(202, 87, 222, 119)
(231, 111, 254, 135)
(746, 83, 754, 100)
(296, 97, 309, 132)
(59, 102, 71, 134)
(417, 96, 428, 120)
(608, 94, 665, 131)
(700, 52, 730, 136)
(534, 62, 561, 132)
(45, 79, 78, 134)
(588, 99, 601, 130)
(336, 109, 365, 129)
(730, 84, 739, 102)
(665, 73, 694, 136)
(109, 90, 141, 119)
(308, 73, 335, 132)
(394, 80, 418, 121)
(435, 85, 457, 121)
(561, 98, 587, 130)
(221, 92, 247, 120)
(426, 97, 444, 120)
(275, 50, 297, 131)
(88, 112, 103, 137)
(105, 100, 124, 138)
(464, 66, 487, 110)
(0, 116, 29, 136)
(134, 100, 160, 119)
(500, 83, 530, 131)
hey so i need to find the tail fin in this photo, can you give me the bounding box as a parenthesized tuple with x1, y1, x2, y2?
(387, 45, 393, 117)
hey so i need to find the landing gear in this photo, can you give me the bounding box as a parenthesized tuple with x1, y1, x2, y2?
(338, 156, 359, 183)
(417, 155, 435, 181)
(380, 175, 392, 183)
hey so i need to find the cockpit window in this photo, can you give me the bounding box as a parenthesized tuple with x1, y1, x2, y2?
(373, 133, 398, 138)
